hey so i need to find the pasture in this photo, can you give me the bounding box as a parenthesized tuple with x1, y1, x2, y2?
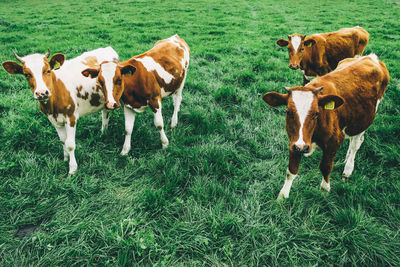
(0, 0, 399, 265)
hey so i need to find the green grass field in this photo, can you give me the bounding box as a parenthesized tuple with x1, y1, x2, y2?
(1, 0, 399, 265)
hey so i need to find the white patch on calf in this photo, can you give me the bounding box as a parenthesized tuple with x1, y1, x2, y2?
(23, 54, 49, 95)
(291, 36, 302, 52)
(368, 53, 379, 65)
(101, 62, 118, 104)
(292, 91, 314, 147)
(168, 35, 190, 69)
(136, 56, 174, 84)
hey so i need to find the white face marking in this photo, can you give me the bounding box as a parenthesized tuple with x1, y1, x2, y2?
(101, 62, 118, 104)
(292, 91, 314, 147)
(23, 54, 49, 95)
(291, 36, 302, 52)
(136, 56, 174, 84)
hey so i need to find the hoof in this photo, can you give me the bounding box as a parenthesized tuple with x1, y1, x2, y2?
(277, 193, 287, 201)
(120, 149, 129, 156)
(320, 180, 331, 192)
(162, 143, 169, 149)
(342, 176, 350, 183)
(68, 168, 77, 175)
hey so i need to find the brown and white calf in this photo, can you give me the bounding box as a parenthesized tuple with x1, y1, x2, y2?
(262, 54, 389, 199)
(82, 34, 190, 155)
(2, 47, 119, 174)
(276, 26, 369, 85)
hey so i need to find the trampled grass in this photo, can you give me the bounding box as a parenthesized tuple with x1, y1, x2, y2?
(0, 0, 399, 265)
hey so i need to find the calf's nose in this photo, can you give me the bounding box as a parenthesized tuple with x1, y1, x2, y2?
(289, 64, 299, 70)
(293, 144, 310, 154)
(106, 102, 117, 110)
(34, 89, 50, 100)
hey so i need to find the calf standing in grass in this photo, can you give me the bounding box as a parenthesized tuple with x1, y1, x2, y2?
(2, 47, 119, 174)
(263, 54, 389, 199)
(82, 34, 190, 155)
(277, 26, 369, 85)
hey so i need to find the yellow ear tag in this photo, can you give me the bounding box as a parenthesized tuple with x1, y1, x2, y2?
(53, 61, 61, 70)
(126, 70, 132, 76)
(306, 43, 312, 47)
(324, 101, 335, 110)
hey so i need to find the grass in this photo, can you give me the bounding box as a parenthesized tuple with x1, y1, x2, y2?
(0, 0, 399, 265)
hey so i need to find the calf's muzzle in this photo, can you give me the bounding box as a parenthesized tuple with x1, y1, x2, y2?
(293, 144, 310, 154)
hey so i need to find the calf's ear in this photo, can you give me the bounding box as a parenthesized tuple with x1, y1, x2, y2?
(276, 39, 289, 47)
(304, 38, 316, 47)
(263, 92, 288, 107)
(2, 61, 23, 74)
(318, 95, 344, 110)
(82, 68, 100, 78)
(49, 54, 65, 70)
(120, 64, 136, 76)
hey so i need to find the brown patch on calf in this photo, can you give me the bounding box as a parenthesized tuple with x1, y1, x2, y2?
(82, 56, 99, 68)
(115, 35, 190, 112)
(76, 86, 89, 100)
(40, 72, 76, 126)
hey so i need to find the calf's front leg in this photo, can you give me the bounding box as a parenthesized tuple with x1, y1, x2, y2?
(277, 152, 301, 200)
(319, 146, 339, 192)
(101, 109, 110, 134)
(121, 105, 136, 155)
(65, 118, 78, 175)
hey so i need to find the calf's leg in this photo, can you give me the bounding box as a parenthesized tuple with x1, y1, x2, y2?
(319, 146, 339, 192)
(101, 109, 110, 134)
(65, 119, 77, 175)
(54, 124, 68, 161)
(277, 152, 301, 200)
(154, 100, 169, 149)
(342, 132, 365, 180)
(121, 106, 136, 155)
(171, 72, 186, 129)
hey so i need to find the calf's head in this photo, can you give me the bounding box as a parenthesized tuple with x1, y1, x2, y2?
(2, 49, 65, 101)
(82, 61, 136, 110)
(277, 34, 316, 70)
(263, 86, 343, 154)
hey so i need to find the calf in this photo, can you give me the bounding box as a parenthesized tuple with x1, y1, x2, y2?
(82, 34, 190, 155)
(277, 26, 369, 85)
(2, 47, 119, 174)
(262, 54, 389, 199)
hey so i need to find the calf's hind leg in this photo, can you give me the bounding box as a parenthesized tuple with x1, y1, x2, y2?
(171, 72, 186, 129)
(154, 100, 169, 149)
(65, 119, 78, 175)
(342, 132, 365, 180)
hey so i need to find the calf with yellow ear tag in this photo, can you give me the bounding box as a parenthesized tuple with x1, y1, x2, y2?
(2, 46, 120, 175)
(263, 54, 389, 199)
